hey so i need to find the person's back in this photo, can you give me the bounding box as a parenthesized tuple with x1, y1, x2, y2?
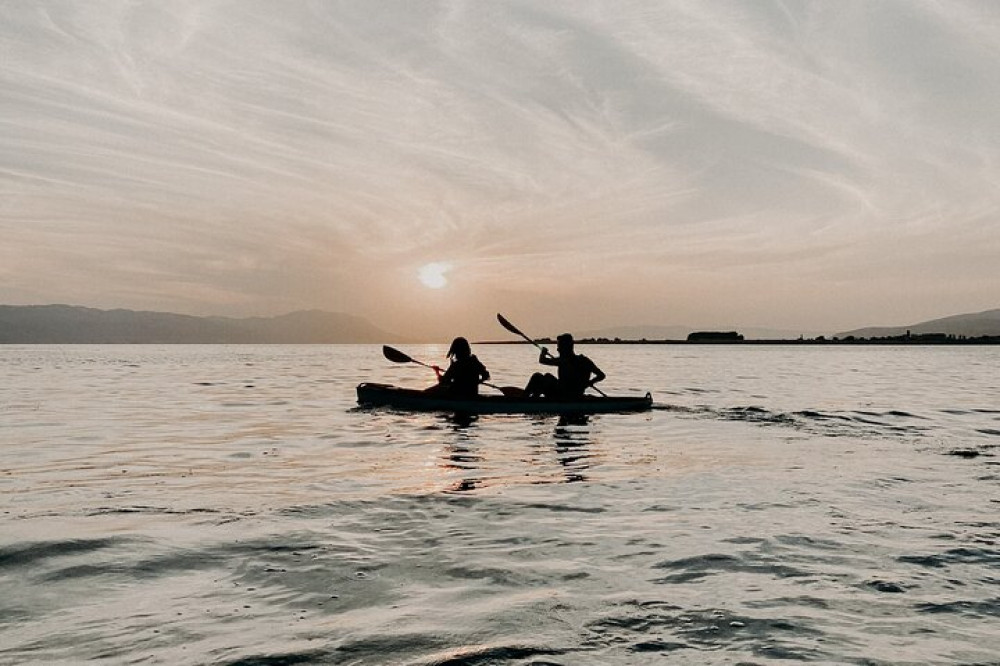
(438, 337, 489, 398)
(555, 352, 601, 398)
(442, 354, 488, 397)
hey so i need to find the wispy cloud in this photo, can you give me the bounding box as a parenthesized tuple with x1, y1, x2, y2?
(1, 1, 998, 337)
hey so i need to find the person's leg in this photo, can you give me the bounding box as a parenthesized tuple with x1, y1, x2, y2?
(524, 372, 545, 397)
(541, 373, 560, 397)
(525, 372, 558, 397)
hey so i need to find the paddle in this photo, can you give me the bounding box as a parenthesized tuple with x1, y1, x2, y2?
(485, 382, 526, 398)
(382, 345, 441, 378)
(381, 345, 524, 397)
(495, 314, 608, 397)
(496, 313, 547, 353)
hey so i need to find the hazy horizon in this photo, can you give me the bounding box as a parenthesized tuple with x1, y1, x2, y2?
(3, 2, 999, 340)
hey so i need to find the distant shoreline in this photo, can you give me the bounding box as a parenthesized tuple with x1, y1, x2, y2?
(1, 338, 998, 345)
(479, 337, 1000, 346)
(4, 305, 998, 344)
(10, 337, 996, 346)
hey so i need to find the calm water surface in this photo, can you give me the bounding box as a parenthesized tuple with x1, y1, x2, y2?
(1, 344, 998, 665)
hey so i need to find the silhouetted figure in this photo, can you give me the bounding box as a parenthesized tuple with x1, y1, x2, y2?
(524, 333, 605, 399)
(427, 337, 490, 398)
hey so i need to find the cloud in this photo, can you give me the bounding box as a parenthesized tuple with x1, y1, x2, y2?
(1, 0, 998, 336)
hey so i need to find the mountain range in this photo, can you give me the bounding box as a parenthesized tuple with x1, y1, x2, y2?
(0, 305, 398, 344)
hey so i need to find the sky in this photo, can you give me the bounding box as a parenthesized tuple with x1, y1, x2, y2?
(2, 1, 999, 340)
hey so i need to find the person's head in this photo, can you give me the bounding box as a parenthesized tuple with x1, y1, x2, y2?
(557, 333, 574, 354)
(447, 336, 471, 360)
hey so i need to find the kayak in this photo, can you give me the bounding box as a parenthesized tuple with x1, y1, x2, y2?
(357, 383, 652, 414)
(356, 382, 653, 415)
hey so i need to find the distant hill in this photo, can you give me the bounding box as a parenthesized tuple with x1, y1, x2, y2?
(838, 308, 1000, 339)
(0, 305, 399, 343)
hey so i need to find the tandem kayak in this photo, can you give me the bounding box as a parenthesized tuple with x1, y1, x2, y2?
(356, 382, 653, 415)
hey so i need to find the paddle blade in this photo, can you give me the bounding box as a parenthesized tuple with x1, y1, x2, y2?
(484, 382, 527, 398)
(496, 313, 525, 339)
(497, 313, 545, 352)
(382, 345, 414, 364)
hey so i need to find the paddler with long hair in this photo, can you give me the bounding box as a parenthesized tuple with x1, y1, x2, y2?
(425, 337, 490, 398)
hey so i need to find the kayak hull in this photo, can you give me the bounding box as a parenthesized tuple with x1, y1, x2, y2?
(356, 383, 653, 415)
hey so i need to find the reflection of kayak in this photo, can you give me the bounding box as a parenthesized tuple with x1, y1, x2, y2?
(356, 383, 653, 415)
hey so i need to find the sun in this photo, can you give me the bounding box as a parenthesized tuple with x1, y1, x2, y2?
(418, 262, 451, 289)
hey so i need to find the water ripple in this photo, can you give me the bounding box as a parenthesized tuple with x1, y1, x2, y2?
(3, 345, 1000, 664)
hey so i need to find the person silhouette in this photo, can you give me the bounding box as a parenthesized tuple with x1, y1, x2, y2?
(524, 333, 605, 399)
(427, 337, 490, 398)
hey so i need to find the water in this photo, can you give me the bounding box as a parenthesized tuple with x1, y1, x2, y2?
(1, 344, 998, 665)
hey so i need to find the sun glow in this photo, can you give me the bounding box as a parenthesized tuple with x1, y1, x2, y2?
(418, 262, 451, 289)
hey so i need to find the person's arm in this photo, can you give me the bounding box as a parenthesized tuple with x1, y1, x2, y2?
(476, 357, 490, 382)
(539, 349, 558, 367)
(589, 359, 606, 386)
